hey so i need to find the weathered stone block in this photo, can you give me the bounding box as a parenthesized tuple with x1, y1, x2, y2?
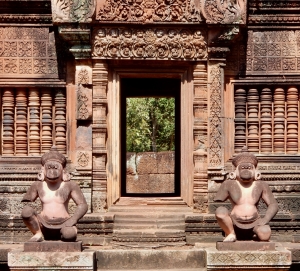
(8, 250, 94, 271)
(136, 152, 158, 174)
(126, 174, 175, 193)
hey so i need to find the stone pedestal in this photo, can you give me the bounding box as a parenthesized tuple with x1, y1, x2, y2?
(8, 250, 94, 271)
(205, 245, 291, 271)
(24, 241, 82, 252)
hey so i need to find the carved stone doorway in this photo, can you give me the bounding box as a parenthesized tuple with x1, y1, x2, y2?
(106, 65, 194, 207)
(120, 78, 181, 197)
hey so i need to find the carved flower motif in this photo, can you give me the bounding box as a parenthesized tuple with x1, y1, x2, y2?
(145, 30, 156, 43)
(19, 59, 32, 74)
(145, 44, 156, 57)
(4, 42, 17, 57)
(4, 59, 17, 73)
(18, 42, 32, 57)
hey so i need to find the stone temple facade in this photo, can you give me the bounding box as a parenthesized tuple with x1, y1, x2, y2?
(1, 0, 300, 250)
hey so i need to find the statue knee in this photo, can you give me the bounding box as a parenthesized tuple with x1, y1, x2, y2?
(22, 206, 35, 219)
(254, 225, 271, 241)
(61, 226, 77, 242)
(215, 206, 230, 220)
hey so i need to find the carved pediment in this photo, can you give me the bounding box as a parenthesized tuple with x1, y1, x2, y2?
(96, 0, 246, 24)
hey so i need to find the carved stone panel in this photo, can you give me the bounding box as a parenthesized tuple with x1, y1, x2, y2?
(92, 27, 207, 60)
(247, 30, 300, 75)
(77, 85, 92, 120)
(51, 0, 95, 23)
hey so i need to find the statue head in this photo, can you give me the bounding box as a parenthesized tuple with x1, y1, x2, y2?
(230, 146, 261, 183)
(38, 146, 70, 182)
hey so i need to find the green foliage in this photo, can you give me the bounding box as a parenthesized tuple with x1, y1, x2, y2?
(126, 97, 175, 152)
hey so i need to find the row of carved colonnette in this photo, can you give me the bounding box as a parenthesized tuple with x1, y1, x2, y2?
(235, 86, 300, 154)
(2, 88, 66, 156)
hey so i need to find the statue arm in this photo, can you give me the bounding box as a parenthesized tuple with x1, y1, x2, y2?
(21, 182, 39, 202)
(214, 181, 229, 202)
(64, 182, 88, 227)
(259, 182, 278, 225)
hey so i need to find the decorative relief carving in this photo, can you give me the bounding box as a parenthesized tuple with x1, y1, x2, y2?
(76, 66, 92, 85)
(77, 152, 89, 167)
(51, 0, 95, 23)
(202, 0, 246, 24)
(247, 30, 300, 74)
(93, 28, 207, 60)
(77, 85, 92, 120)
(0, 27, 60, 78)
(209, 66, 222, 167)
(96, 0, 203, 22)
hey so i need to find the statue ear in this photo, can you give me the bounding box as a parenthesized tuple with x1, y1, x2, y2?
(37, 167, 45, 181)
(63, 170, 71, 182)
(255, 171, 261, 180)
(229, 172, 236, 179)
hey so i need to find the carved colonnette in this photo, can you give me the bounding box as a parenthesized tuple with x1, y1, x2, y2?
(193, 63, 208, 213)
(92, 62, 108, 212)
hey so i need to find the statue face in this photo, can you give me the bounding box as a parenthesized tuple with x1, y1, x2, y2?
(236, 162, 255, 183)
(44, 161, 63, 182)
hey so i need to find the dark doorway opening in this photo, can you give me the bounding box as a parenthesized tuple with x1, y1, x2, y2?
(121, 78, 181, 197)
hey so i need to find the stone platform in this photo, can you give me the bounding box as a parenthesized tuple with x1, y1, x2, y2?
(8, 249, 94, 271)
(204, 244, 291, 271)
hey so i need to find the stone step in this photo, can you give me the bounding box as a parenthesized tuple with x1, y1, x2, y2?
(95, 249, 206, 271)
(113, 224, 185, 230)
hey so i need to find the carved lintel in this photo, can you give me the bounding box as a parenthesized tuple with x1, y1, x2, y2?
(92, 27, 207, 60)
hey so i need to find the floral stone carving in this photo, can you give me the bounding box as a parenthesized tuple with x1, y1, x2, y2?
(93, 27, 207, 60)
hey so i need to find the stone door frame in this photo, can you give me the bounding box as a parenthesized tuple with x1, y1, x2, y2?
(106, 65, 194, 207)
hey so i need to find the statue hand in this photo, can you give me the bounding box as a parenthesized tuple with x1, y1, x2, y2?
(63, 217, 77, 227)
(257, 217, 269, 226)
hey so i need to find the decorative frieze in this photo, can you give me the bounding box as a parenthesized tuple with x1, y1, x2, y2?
(246, 30, 300, 74)
(93, 28, 207, 60)
(0, 27, 60, 78)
